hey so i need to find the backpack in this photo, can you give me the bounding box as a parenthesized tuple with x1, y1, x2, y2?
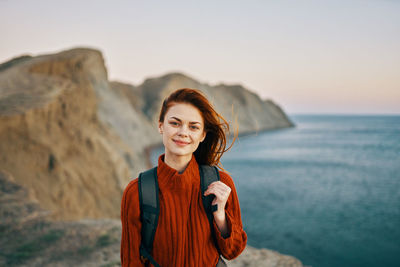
(138, 165, 228, 267)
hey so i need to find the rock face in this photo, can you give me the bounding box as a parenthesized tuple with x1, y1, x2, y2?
(226, 246, 303, 267)
(0, 49, 135, 221)
(0, 47, 300, 266)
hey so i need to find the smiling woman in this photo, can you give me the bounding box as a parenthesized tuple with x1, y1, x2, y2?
(120, 88, 247, 267)
(158, 103, 207, 168)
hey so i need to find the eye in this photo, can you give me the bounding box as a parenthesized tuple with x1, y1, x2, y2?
(190, 126, 200, 130)
(170, 121, 179, 126)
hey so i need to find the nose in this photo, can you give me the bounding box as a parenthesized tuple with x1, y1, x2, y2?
(177, 124, 189, 137)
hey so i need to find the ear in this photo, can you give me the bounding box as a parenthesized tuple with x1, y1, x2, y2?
(158, 121, 163, 134)
(200, 131, 206, 142)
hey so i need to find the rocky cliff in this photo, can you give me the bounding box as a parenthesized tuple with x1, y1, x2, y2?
(0, 47, 300, 266)
(0, 49, 135, 221)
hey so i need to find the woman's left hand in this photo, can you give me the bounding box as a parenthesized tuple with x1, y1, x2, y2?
(204, 181, 231, 218)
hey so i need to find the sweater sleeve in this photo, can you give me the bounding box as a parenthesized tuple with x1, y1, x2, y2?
(212, 171, 247, 260)
(120, 178, 145, 267)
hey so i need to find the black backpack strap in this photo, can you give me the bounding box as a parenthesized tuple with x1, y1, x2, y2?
(199, 165, 226, 260)
(138, 167, 162, 267)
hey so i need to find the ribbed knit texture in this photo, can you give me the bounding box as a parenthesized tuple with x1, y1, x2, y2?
(120, 153, 247, 267)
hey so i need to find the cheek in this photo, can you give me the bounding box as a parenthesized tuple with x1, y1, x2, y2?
(163, 126, 176, 135)
(194, 133, 204, 142)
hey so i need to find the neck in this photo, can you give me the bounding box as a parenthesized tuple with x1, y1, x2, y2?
(164, 152, 192, 173)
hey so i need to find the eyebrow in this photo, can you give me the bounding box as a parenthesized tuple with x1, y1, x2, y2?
(169, 116, 202, 125)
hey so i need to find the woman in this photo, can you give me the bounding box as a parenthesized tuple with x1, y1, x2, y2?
(120, 88, 247, 266)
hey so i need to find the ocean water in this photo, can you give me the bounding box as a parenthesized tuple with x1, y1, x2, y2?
(151, 115, 400, 267)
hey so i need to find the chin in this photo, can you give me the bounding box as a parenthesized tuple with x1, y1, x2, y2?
(171, 149, 192, 156)
(167, 146, 195, 157)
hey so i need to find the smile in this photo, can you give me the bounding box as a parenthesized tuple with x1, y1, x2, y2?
(173, 140, 190, 146)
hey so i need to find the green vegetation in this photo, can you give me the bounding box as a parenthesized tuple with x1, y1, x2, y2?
(77, 245, 95, 255)
(4, 229, 64, 265)
(96, 234, 113, 248)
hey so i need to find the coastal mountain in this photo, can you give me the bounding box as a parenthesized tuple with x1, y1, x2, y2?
(0, 47, 299, 266)
(112, 72, 294, 135)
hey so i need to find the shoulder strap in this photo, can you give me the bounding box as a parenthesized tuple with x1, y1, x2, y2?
(138, 167, 161, 267)
(199, 165, 225, 257)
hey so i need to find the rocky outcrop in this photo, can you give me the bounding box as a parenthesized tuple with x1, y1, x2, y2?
(226, 246, 303, 267)
(0, 48, 135, 221)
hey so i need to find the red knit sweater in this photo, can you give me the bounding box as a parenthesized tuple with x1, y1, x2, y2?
(120, 153, 247, 266)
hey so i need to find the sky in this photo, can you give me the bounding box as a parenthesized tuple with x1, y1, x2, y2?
(1, 0, 399, 115)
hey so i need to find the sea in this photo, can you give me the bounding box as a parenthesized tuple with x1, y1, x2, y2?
(150, 114, 400, 267)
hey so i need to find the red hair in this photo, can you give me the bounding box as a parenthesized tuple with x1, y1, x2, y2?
(159, 88, 238, 171)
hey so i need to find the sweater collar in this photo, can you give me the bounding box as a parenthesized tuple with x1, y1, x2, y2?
(156, 153, 200, 191)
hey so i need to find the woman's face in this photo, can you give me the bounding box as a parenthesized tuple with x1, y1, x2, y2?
(158, 102, 206, 159)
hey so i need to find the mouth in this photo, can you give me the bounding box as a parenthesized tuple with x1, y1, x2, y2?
(173, 139, 190, 146)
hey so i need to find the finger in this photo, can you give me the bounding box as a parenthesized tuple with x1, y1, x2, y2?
(207, 181, 226, 189)
(204, 188, 219, 196)
(206, 185, 227, 195)
(211, 191, 228, 202)
(205, 183, 231, 197)
(204, 187, 225, 197)
(212, 184, 231, 194)
(204, 185, 218, 194)
(214, 189, 226, 197)
(209, 181, 221, 186)
(206, 183, 219, 191)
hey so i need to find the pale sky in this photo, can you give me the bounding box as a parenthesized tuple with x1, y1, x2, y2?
(1, 0, 399, 114)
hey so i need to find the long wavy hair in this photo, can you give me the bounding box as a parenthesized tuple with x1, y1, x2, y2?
(159, 88, 238, 172)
